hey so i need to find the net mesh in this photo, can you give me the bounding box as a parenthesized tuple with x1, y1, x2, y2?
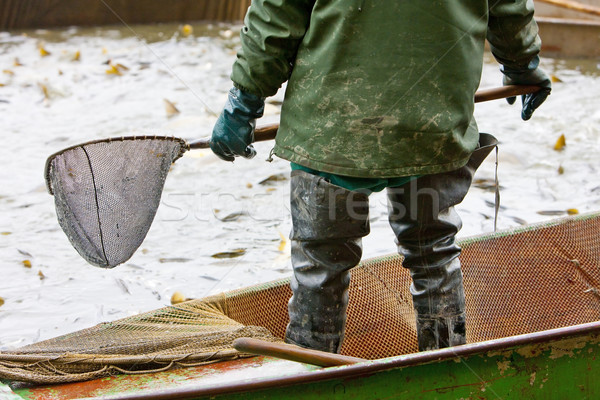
(45, 137, 188, 268)
(1, 213, 599, 384)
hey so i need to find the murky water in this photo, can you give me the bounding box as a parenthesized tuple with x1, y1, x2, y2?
(0, 23, 599, 349)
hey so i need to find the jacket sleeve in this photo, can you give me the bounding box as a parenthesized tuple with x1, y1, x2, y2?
(487, 0, 541, 70)
(231, 0, 315, 98)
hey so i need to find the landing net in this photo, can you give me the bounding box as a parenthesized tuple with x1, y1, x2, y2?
(44, 136, 188, 268)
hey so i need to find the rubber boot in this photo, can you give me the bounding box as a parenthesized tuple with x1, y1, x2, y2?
(285, 170, 370, 353)
(387, 133, 497, 351)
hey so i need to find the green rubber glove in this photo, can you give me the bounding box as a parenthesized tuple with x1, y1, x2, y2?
(501, 56, 552, 121)
(210, 87, 265, 162)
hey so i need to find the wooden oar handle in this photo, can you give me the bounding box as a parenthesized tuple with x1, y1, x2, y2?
(233, 338, 365, 367)
(188, 85, 541, 150)
(253, 123, 279, 142)
(188, 124, 278, 149)
(474, 85, 541, 103)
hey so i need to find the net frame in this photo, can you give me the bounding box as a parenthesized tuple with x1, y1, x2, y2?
(44, 135, 189, 195)
(44, 136, 190, 268)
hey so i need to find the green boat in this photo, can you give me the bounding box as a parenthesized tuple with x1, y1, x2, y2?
(2, 212, 600, 399)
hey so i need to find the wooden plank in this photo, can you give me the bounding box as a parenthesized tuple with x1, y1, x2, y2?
(0, 0, 251, 30)
(537, 16, 600, 58)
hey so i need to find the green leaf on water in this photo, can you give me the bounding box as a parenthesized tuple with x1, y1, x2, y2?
(537, 210, 565, 216)
(159, 257, 193, 263)
(259, 173, 287, 185)
(217, 211, 247, 222)
(211, 249, 246, 259)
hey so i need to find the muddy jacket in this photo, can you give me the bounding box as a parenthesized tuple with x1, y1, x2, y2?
(231, 0, 541, 177)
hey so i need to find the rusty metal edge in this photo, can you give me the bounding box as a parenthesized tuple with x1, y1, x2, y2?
(97, 320, 600, 400)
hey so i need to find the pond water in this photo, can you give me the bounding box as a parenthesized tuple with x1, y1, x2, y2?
(0, 23, 599, 349)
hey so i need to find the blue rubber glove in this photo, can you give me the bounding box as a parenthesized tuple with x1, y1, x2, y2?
(210, 87, 265, 162)
(501, 56, 551, 121)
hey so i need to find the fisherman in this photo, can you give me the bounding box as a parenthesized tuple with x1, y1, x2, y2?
(210, 0, 551, 353)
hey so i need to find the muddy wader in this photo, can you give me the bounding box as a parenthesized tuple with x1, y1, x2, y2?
(387, 133, 498, 351)
(284, 170, 370, 353)
(284, 134, 497, 353)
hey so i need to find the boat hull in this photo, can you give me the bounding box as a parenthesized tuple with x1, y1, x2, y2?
(3, 211, 600, 399)
(5, 321, 600, 399)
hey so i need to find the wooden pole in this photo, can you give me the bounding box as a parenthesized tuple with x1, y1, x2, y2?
(473, 85, 541, 103)
(233, 338, 366, 367)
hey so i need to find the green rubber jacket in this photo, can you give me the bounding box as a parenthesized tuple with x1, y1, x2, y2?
(231, 0, 541, 178)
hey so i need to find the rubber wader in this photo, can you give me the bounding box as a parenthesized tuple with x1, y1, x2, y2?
(387, 133, 498, 351)
(285, 170, 370, 353)
(285, 133, 497, 353)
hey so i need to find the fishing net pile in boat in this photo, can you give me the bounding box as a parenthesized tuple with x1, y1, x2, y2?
(1, 212, 599, 384)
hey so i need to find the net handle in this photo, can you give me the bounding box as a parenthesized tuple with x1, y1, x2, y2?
(188, 124, 278, 150)
(187, 85, 540, 150)
(474, 84, 541, 103)
(44, 85, 539, 194)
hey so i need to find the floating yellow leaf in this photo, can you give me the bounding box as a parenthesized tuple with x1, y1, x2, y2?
(106, 62, 128, 75)
(38, 270, 46, 280)
(13, 58, 23, 66)
(278, 232, 287, 252)
(3, 69, 14, 76)
(551, 75, 562, 83)
(558, 165, 564, 175)
(553, 134, 566, 151)
(163, 99, 180, 117)
(171, 291, 186, 305)
(39, 83, 50, 100)
(72, 50, 81, 61)
(39, 46, 51, 57)
(105, 64, 122, 75)
(22, 260, 32, 268)
(246, 183, 253, 189)
(181, 24, 193, 37)
(1, 232, 11, 235)
(102, 47, 108, 54)
(0, 297, 4, 307)
(265, 187, 277, 193)
(567, 208, 579, 215)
